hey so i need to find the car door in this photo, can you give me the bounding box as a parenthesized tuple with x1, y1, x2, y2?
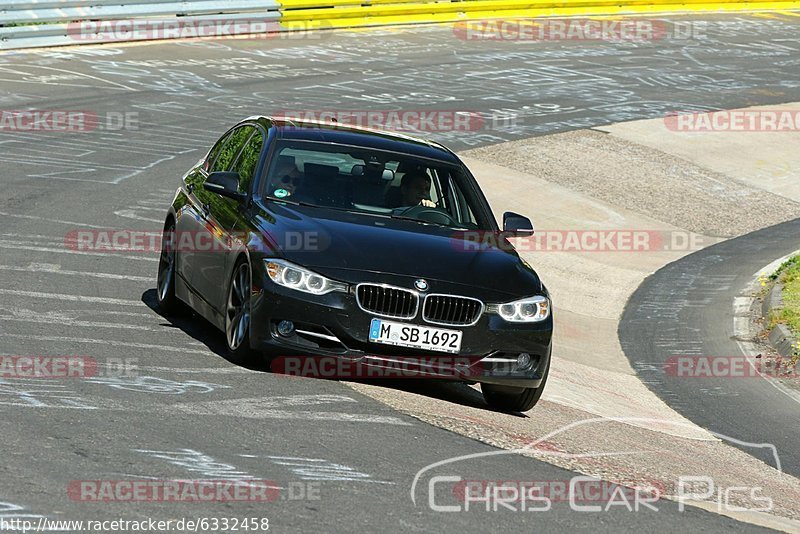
(175, 129, 232, 290)
(190, 124, 256, 313)
(223, 126, 267, 265)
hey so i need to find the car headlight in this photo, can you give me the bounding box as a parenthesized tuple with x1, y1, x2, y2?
(488, 295, 550, 322)
(264, 259, 348, 295)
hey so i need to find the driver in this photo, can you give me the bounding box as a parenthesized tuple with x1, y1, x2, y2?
(399, 170, 435, 208)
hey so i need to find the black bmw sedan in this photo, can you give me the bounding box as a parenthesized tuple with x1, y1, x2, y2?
(157, 116, 552, 412)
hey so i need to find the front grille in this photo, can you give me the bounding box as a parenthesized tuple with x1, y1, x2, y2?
(423, 294, 483, 326)
(356, 284, 418, 319)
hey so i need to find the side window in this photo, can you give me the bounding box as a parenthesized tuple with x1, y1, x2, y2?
(210, 125, 255, 173)
(231, 129, 264, 194)
(445, 174, 478, 226)
(427, 170, 441, 206)
(203, 131, 232, 172)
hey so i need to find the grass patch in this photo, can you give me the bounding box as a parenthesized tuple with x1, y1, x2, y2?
(769, 255, 800, 281)
(1, 22, 52, 27)
(769, 255, 800, 362)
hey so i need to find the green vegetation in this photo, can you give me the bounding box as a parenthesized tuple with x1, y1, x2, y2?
(1, 22, 51, 27)
(769, 255, 800, 281)
(768, 255, 800, 363)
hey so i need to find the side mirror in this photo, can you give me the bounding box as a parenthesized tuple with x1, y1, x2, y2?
(204, 171, 245, 202)
(503, 211, 534, 235)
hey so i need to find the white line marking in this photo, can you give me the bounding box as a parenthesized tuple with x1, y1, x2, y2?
(0, 65, 135, 91)
(21, 173, 120, 185)
(260, 455, 395, 484)
(194, 409, 412, 425)
(135, 448, 254, 480)
(1, 334, 212, 355)
(0, 133, 170, 158)
(0, 401, 100, 410)
(131, 104, 227, 124)
(113, 210, 164, 223)
(112, 150, 196, 184)
(178, 395, 359, 411)
(0, 264, 151, 282)
(100, 365, 251, 375)
(107, 474, 286, 490)
(0, 210, 118, 229)
(0, 289, 144, 306)
(0, 77, 100, 89)
(0, 315, 161, 333)
(62, 309, 156, 319)
(3, 233, 95, 242)
(1, 144, 95, 158)
(29, 168, 105, 180)
(0, 241, 157, 262)
(89, 376, 229, 394)
(125, 205, 167, 212)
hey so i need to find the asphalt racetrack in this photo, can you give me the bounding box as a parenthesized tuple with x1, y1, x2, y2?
(1, 13, 799, 532)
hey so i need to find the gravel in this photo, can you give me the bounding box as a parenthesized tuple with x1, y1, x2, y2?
(461, 129, 800, 238)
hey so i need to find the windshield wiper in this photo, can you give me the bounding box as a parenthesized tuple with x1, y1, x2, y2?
(272, 198, 467, 229)
(388, 214, 466, 230)
(269, 197, 325, 209)
(272, 197, 371, 216)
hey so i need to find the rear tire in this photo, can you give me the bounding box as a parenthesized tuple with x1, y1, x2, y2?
(481, 359, 550, 412)
(156, 220, 180, 315)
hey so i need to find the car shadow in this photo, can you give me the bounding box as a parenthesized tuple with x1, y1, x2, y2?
(354, 378, 529, 417)
(346, 377, 507, 411)
(142, 288, 526, 415)
(140, 288, 270, 372)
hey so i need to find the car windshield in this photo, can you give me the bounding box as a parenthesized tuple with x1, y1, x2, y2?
(262, 140, 490, 230)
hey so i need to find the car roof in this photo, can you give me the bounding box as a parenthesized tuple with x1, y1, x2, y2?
(242, 115, 461, 164)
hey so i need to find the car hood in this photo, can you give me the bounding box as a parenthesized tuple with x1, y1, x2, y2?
(253, 203, 543, 298)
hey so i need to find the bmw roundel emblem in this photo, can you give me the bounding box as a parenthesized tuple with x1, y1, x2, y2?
(414, 279, 429, 292)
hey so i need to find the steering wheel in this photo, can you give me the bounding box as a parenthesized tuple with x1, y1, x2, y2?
(395, 204, 459, 226)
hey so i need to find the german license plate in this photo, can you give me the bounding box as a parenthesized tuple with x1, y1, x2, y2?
(368, 318, 462, 354)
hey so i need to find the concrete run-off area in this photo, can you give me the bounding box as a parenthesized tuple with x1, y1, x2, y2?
(1, 15, 799, 531)
(348, 103, 800, 529)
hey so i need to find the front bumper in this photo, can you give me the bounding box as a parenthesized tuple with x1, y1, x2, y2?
(249, 273, 553, 388)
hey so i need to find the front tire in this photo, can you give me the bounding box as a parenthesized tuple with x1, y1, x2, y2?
(481, 359, 550, 412)
(156, 221, 180, 315)
(225, 259, 255, 363)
